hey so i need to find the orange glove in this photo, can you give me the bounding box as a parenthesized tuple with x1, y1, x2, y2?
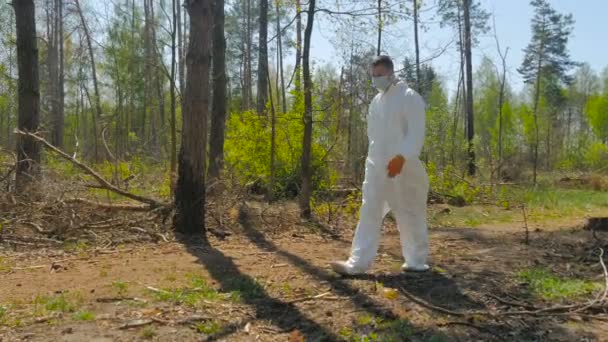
(387, 155, 406, 178)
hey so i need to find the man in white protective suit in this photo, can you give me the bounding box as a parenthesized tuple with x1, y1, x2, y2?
(331, 55, 430, 275)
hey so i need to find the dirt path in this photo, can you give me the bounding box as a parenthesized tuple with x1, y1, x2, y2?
(1, 215, 608, 341)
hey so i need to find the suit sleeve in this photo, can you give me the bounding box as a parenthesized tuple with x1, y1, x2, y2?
(398, 90, 426, 161)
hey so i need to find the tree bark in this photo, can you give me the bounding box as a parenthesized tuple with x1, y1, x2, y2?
(376, 0, 382, 55)
(170, 0, 178, 177)
(244, 0, 253, 110)
(257, 0, 269, 115)
(174, 0, 212, 236)
(208, 0, 228, 180)
(299, 0, 316, 219)
(294, 0, 302, 92)
(14, 0, 41, 191)
(413, 0, 421, 93)
(463, 0, 476, 176)
(177, 0, 185, 102)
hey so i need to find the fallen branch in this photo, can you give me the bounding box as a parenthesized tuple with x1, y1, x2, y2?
(15, 130, 169, 209)
(119, 319, 154, 329)
(440, 321, 504, 340)
(399, 287, 478, 317)
(288, 291, 337, 304)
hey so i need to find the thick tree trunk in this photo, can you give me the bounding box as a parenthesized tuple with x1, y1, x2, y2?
(174, 0, 212, 236)
(14, 0, 41, 191)
(208, 0, 227, 180)
(463, 0, 475, 176)
(299, 0, 316, 219)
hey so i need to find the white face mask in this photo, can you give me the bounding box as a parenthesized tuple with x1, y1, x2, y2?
(372, 75, 393, 92)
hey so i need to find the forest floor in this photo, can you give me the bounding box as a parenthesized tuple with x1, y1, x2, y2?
(1, 193, 608, 342)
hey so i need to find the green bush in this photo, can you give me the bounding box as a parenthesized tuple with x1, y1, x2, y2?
(224, 110, 331, 199)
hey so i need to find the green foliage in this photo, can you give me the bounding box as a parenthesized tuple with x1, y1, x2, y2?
(151, 275, 221, 307)
(73, 310, 95, 321)
(35, 293, 82, 314)
(518, 268, 600, 300)
(427, 163, 485, 205)
(583, 142, 608, 169)
(0, 305, 8, 325)
(224, 109, 331, 199)
(340, 315, 414, 342)
(195, 321, 221, 335)
(141, 327, 157, 339)
(112, 281, 129, 297)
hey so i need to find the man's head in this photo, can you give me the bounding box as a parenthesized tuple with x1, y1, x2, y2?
(370, 55, 395, 92)
(370, 55, 394, 77)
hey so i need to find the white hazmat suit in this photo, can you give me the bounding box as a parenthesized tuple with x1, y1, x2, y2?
(341, 80, 429, 274)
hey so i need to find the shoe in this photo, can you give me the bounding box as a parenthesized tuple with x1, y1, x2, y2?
(330, 261, 366, 276)
(401, 263, 430, 272)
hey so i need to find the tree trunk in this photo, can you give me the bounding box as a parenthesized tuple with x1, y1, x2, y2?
(208, 0, 227, 180)
(413, 0, 421, 93)
(299, 0, 316, 219)
(451, 68, 462, 166)
(276, 0, 286, 113)
(177, 0, 185, 102)
(531, 23, 545, 185)
(497, 49, 508, 181)
(14, 0, 41, 191)
(376, 0, 382, 55)
(75, 0, 102, 161)
(48, 0, 64, 148)
(170, 0, 178, 177)
(268, 70, 277, 201)
(257, 0, 269, 115)
(244, 0, 253, 110)
(294, 0, 302, 92)
(463, 0, 475, 176)
(174, 0, 212, 236)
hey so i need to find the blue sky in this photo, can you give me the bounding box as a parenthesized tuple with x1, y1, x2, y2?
(308, 0, 608, 93)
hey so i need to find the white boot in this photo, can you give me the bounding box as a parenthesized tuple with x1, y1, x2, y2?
(330, 260, 367, 276)
(401, 263, 429, 272)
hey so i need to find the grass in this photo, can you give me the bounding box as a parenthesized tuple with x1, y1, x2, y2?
(518, 268, 601, 300)
(73, 310, 95, 321)
(141, 326, 157, 339)
(151, 275, 222, 306)
(432, 186, 608, 228)
(33, 292, 83, 315)
(340, 315, 414, 342)
(223, 277, 265, 302)
(0, 305, 8, 325)
(195, 321, 221, 335)
(112, 281, 129, 297)
(0, 257, 13, 272)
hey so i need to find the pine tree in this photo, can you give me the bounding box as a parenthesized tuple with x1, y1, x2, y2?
(518, 0, 575, 184)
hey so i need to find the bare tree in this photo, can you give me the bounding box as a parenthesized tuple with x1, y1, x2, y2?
(493, 17, 509, 180)
(75, 0, 101, 161)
